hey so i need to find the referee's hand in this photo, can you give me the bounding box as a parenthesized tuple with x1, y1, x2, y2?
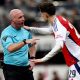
(29, 59, 35, 70)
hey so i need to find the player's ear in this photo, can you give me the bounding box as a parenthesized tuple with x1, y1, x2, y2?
(46, 13, 49, 18)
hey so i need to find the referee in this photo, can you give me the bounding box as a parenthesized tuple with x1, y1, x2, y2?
(1, 9, 37, 80)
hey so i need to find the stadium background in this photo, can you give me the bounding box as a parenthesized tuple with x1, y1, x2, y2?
(0, 0, 80, 80)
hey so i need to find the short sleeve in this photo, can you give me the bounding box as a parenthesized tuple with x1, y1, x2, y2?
(1, 36, 14, 49)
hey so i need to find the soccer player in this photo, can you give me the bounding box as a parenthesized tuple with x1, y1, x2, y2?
(24, 2, 80, 80)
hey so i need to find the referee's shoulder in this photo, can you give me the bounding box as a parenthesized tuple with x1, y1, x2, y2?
(1, 25, 11, 36)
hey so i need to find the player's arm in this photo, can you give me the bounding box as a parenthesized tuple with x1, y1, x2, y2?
(31, 39, 63, 63)
(40, 39, 63, 62)
(39, 20, 67, 62)
(31, 19, 67, 63)
(23, 26, 53, 35)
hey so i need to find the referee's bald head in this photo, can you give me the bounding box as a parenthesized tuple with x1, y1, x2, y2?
(9, 9, 23, 20)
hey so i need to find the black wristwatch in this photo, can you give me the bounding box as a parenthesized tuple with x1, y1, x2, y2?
(23, 39, 26, 44)
(30, 56, 35, 59)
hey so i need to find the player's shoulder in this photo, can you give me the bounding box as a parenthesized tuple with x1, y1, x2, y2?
(56, 15, 67, 21)
(56, 15, 69, 25)
(56, 15, 73, 31)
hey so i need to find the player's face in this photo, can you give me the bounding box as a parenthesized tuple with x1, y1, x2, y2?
(12, 12, 25, 29)
(41, 12, 49, 21)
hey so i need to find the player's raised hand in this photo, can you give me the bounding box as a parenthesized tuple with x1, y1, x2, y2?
(23, 26, 30, 30)
(31, 59, 43, 64)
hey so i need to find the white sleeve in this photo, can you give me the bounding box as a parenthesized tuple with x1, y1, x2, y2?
(41, 40, 63, 62)
(40, 18, 67, 62)
(30, 27, 53, 34)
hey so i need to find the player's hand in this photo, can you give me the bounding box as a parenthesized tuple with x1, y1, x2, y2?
(31, 59, 43, 64)
(23, 26, 30, 30)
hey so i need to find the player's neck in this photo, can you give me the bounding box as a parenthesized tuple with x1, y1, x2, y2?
(49, 15, 56, 24)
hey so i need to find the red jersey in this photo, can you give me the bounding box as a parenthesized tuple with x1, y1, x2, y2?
(52, 16, 80, 67)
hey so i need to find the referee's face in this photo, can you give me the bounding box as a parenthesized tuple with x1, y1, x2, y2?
(12, 11, 25, 29)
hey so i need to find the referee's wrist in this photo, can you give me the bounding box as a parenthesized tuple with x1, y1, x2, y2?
(30, 56, 35, 59)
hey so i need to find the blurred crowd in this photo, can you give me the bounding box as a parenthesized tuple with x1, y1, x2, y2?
(0, 0, 80, 35)
(33, 65, 68, 80)
(37, 71, 61, 80)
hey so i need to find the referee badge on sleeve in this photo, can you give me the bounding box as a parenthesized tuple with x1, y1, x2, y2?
(2, 36, 8, 42)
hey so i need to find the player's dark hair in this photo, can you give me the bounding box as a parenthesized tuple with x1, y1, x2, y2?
(39, 2, 56, 16)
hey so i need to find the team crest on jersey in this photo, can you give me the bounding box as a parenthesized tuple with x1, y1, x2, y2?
(2, 36, 8, 42)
